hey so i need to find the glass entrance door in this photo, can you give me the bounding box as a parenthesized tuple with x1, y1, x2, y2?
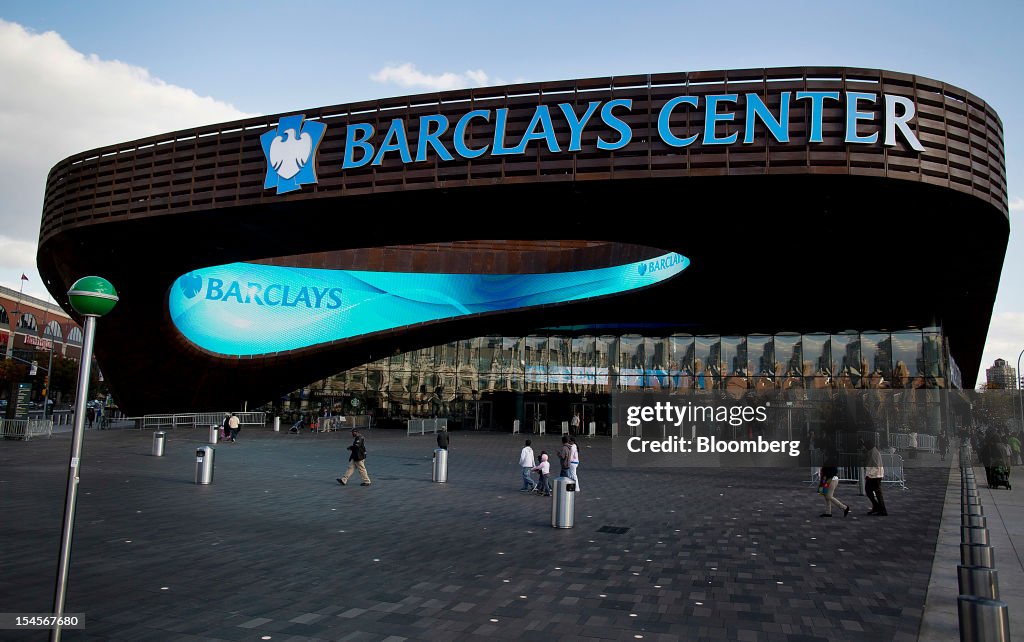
(524, 401, 547, 433)
(570, 402, 595, 434)
(467, 400, 493, 430)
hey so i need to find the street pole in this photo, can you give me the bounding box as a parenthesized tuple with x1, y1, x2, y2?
(41, 292, 55, 417)
(5, 276, 26, 360)
(1017, 348, 1024, 434)
(51, 277, 118, 642)
(44, 339, 55, 416)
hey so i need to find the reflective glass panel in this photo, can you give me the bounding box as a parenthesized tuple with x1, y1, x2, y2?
(861, 332, 893, 388)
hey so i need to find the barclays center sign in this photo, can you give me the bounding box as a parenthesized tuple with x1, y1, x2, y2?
(261, 90, 926, 194)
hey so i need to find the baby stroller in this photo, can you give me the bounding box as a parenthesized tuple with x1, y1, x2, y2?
(991, 466, 1011, 490)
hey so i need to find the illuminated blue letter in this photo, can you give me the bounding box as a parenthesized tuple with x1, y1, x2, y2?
(342, 123, 375, 169)
(515, 105, 561, 153)
(597, 99, 632, 151)
(703, 94, 738, 145)
(658, 96, 699, 147)
(415, 115, 454, 162)
(795, 91, 840, 143)
(492, 108, 518, 156)
(559, 101, 601, 152)
(206, 278, 224, 300)
(372, 119, 413, 166)
(744, 92, 790, 143)
(845, 92, 878, 144)
(453, 109, 491, 159)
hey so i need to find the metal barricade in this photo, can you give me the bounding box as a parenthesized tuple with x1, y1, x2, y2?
(139, 412, 266, 431)
(881, 453, 907, 489)
(406, 417, 448, 436)
(0, 418, 54, 441)
(142, 415, 174, 430)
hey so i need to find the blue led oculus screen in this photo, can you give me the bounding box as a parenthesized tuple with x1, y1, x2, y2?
(168, 252, 689, 356)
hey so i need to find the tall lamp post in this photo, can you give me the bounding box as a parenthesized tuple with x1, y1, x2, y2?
(51, 277, 118, 642)
(1017, 348, 1024, 434)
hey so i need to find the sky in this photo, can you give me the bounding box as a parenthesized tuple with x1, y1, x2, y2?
(0, 0, 1021, 384)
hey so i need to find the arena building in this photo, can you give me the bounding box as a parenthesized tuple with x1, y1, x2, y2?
(37, 67, 1008, 420)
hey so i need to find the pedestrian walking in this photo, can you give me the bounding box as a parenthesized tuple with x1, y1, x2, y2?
(863, 440, 887, 516)
(86, 406, 95, 429)
(519, 439, 536, 491)
(818, 440, 849, 517)
(558, 436, 572, 478)
(568, 436, 581, 492)
(338, 429, 371, 486)
(1009, 432, 1022, 466)
(437, 426, 450, 450)
(226, 412, 240, 442)
(570, 411, 581, 436)
(531, 452, 551, 496)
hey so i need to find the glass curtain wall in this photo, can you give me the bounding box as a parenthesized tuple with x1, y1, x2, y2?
(316, 328, 951, 416)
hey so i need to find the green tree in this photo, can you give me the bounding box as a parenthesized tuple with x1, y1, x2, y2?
(49, 356, 78, 403)
(0, 359, 28, 399)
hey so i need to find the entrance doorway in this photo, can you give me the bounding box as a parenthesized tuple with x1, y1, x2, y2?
(465, 400, 493, 430)
(570, 402, 595, 434)
(524, 401, 547, 433)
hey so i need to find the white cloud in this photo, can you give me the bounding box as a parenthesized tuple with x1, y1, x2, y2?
(0, 18, 255, 257)
(0, 235, 38, 271)
(1010, 196, 1024, 213)
(370, 63, 496, 92)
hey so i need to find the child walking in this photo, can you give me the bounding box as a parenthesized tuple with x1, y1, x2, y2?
(532, 452, 551, 496)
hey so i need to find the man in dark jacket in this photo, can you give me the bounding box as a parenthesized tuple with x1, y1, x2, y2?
(338, 429, 371, 486)
(558, 436, 572, 478)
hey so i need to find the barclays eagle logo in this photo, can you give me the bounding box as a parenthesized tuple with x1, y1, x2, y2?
(180, 272, 203, 299)
(637, 263, 647, 276)
(260, 114, 327, 195)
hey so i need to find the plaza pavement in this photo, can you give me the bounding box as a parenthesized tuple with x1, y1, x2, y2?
(0, 425, 972, 641)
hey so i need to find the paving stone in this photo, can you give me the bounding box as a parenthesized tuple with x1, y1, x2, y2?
(0, 429, 947, 640)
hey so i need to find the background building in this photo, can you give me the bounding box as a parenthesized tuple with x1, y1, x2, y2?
(985, 358, 1018, 390)
(0, 284, 85, 405)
